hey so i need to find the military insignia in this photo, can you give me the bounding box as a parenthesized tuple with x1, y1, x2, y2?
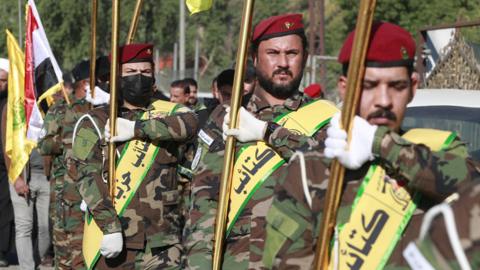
(401, 46, 409, 60)
(73, 128, 99, 161)
(198, 129, 214, 146)
(284, 22, 294, 29)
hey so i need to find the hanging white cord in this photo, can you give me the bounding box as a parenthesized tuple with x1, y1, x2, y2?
(73, 114, 121, 158)
(418, 203, 471, 270)
(333, 227, 339, 270)
(72, 114, 120, 184)
(290, 151, 312, 209)
(73, 114, 103, 146)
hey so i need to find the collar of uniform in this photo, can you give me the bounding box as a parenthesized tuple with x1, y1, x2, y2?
(246, 90, 304, 113)
(119, 106, 147, 119)
(72, 96, 87, 105)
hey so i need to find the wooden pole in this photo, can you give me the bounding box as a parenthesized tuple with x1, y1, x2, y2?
(89, 0, 98, 100)
(212, 0, 255, 269)
(108, 0, 120, 202)
(126, 0, 143, 44)
(313, 0, 377, 268)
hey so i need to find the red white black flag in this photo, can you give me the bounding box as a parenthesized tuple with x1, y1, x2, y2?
(25, 0, 63, 142)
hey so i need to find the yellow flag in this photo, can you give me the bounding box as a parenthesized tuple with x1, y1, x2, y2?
(5, 30, 36, 183)
(186, 0, 213, 14)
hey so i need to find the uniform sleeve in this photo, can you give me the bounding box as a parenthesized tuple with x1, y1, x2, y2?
(71, 118, 122, 235)
(263, 154, 328, 269)
(183, 143, 221, 269)
(265, 125, 326, 161)
(37, 103, 65, 156)
(134, 111, 199, 142)
(372, 126, 480, 200)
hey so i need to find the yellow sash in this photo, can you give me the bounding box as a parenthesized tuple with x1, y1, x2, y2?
(332, 129, 456, 270)
(83, 100, 181, 270)
(227, 99, 339, 235)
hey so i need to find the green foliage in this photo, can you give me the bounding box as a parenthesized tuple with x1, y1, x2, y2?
(336, 0, 480, 42)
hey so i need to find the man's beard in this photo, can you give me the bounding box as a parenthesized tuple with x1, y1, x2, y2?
(256, 67, 303, 99)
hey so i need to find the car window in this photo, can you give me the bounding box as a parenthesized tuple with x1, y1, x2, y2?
(402, 106, 480, 160)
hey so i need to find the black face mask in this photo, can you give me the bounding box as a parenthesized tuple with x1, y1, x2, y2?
(120, 74, 154, 108)
(96, 81, 110, 93)
(0, 90, 7, 100)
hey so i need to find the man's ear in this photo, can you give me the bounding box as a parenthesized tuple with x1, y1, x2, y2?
(337, 75, 347, 101)
(252, 53, 258, 67)
(409, 72, 419, 102)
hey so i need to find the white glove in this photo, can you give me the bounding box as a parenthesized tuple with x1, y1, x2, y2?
(104, 118, 136, 142)
(100, 232, 123, 258)
(86, 85, 110, 106)
(222, 106, 267, 142)
(324, 113, 377, 169)
(80, 200, 88, 212)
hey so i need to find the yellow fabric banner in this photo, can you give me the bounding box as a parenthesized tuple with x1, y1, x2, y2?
(82, 100, 180, 270)
(5, 30, 36, 183)
(333, 128, 455, 270)
(227, 99, 339, 234)
(186, 0, 213, 14)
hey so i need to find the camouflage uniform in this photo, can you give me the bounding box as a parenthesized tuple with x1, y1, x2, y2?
(191, 101, 207, 112)
(183, 91, 330, 269)
(410, 180, 480, 270)
(71, 102, 198, 269)
(262, 126, 480, 269)
(38, 96, 89, 269)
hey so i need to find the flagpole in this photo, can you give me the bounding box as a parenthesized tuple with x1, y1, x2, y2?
(313, 0, 377, 269)
(89, 0, 98, 101)
(212, 0, 255, 269)
(126, 0, 143, 44)
(108, 0, 120, 202)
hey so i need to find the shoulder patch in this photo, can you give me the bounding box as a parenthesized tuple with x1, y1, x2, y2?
(73, 128, 99, 161)
(198, 129, 214, 146)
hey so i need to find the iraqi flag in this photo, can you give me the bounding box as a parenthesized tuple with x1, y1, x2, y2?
(25, 0, 64, 142)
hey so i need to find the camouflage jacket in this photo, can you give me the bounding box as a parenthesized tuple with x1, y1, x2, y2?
(263, 126, 480, 269)
(38, 98, 69, 178)
(71, 102, 198, 250)
(191, 101, 207, 112)
(61, 98, 91, 208)
(183, 91, 332, 269)
(412, 180, 480, 270)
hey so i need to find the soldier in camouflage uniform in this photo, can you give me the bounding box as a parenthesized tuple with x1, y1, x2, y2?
(71, 43, 198, 269)
(237, 22, 480, 269)
(183, 14, 334, 269)
(38, 60, 92, 269)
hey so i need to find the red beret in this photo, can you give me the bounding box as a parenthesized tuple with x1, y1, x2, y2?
(109, 43, 154, 64)
(303, 83, 322, 98)
(252, 13, 304, 43)
(338, 22, 415, 67)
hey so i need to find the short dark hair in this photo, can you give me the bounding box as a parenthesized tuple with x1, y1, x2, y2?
(170, 79, 190, 95)
(251, 32, 308, 56)
(183, 78, 197, 89)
